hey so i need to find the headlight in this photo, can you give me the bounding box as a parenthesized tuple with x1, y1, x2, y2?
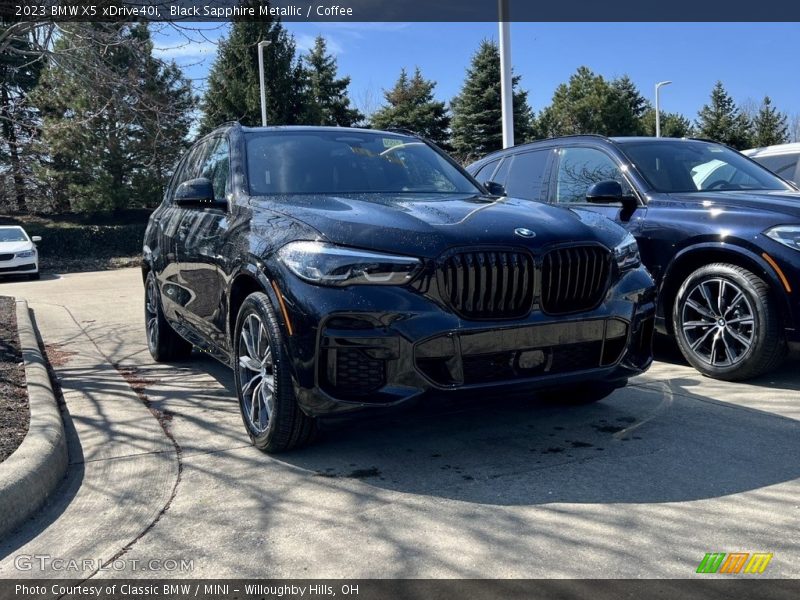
(613, 232, 640, 271)
(765, 226, 800, 251)
(16, 250, 35, 258)
(277, 241, 421, 286)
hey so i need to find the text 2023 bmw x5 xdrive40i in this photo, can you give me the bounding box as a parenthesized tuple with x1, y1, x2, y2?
(143, 125, 656, 451)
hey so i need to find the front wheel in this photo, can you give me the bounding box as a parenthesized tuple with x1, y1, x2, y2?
(233, 292, 316, 452)
(672, 263, 785, 380)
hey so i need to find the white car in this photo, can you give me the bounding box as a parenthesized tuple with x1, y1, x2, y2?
(0, 226, 41, 280)
(743, 143, 800, 186)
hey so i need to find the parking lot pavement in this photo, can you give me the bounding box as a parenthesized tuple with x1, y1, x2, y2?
(1, 268, 799, 578)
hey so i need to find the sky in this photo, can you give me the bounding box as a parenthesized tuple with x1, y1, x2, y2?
(151, 22, 800, 124)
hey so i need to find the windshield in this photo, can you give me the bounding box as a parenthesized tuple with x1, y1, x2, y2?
(617, 140, 792, 193)
(0, 227, 28, 243)
(245, 131, 480, 196)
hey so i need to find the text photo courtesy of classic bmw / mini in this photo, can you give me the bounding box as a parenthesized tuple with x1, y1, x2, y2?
(2, 2, 800, 598)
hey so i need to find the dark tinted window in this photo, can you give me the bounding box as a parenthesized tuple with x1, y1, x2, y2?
(505, 150, 550, 201)
(473, 159, 500, 184)
(754, 154, 800, 181)
(169, 140, 210, 202)
(200, 137, 230, 200)
(491, 157, 512, 185)
(556, 147, 625, 204)
(618, 140, 790, 193)
(184, 140, 211, 182)
(246, 131, 479, 195)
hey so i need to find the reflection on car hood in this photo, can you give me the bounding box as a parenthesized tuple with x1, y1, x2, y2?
(251, 193, 627, 257)
(667, 190, 800, 219)
(0, 241, 33, 254)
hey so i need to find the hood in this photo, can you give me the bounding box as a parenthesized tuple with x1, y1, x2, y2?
(251, 193, 627, 258)
(0, 241, 33, 254)
(666, 190, 800, 220)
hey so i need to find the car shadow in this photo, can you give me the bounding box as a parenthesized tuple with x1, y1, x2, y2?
(653, 331, 800, 391)
(0, 272, 59, 284)
(191, 351, 800, 507)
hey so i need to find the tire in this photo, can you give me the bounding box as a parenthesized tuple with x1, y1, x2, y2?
(28, 272, 40, 280)
(672, 263, 785, 381)
(538, 381, 623, 405)
(144, 270, 193, 362)
(233, 291, 316, 452)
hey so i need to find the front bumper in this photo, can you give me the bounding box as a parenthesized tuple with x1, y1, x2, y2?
(0, 254, 38, 275)
(272, 264, 656, 417)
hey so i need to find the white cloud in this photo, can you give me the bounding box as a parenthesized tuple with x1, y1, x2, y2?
(321, 22, 412, 36)
(153, 41, 218, 60)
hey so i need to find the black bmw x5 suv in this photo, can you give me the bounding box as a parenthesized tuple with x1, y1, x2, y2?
(143, 125, 655, 451)
(469, 136, 800, 380)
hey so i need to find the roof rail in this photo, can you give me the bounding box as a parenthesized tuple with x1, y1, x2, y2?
(479, 133, 612, 161)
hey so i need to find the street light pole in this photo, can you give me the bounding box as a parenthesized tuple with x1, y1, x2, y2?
(258, 40, 271, 127)
(498, 0, 514, 148)
(654, 80, 672, 138)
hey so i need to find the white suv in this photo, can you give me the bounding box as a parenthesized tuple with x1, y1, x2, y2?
(744, 143, 800, 186)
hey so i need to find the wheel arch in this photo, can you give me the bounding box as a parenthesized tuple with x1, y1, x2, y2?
(227, 261, 288, 351)
(658, 242, 792, 335)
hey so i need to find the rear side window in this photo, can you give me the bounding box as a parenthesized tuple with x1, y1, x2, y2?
(504, 150, 550, 201)
(473, 159, 500, 184)
(754, 154, 800, 182)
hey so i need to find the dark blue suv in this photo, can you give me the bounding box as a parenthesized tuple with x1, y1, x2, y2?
(468, 136, 800, 380)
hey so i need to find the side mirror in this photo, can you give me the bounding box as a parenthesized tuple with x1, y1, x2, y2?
(31, 236, 42, 243)
(586, 180, 638, 220)
(175, 178, 225, 209)
(484, 180, 506, 196)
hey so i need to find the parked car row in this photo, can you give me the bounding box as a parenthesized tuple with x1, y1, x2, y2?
(468, 136, 800, 381)
(142, 124, 800, 451)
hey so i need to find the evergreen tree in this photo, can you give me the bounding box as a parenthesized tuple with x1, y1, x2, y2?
(450, 40, 533, 159)
(200, 10, 302, 132)
(370, 67, 450, 146)
(299, 36, 362, 126)
(32, 23, 194, 212)
(751, 96, 789, 148)
(641, 108, 694, 138)
(535, 67, 642, 138)
(0, 21, 43, 212)
(610, 75, 648, 135)
(696, 82, 753, 149)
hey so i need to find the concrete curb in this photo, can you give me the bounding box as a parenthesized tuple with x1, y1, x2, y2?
(0, 300, 68, 539)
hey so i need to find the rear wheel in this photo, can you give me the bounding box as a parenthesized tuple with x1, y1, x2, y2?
(144, 271, 193, 362)
(233, 292, 316, 452)
(672, 263, 785, 380)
